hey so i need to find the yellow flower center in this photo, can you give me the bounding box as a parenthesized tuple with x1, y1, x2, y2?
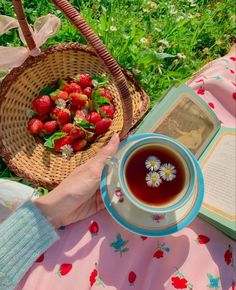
(165, 169, 171, 176)
(151, 176, 158, 183)
(150, 160, 157, 166)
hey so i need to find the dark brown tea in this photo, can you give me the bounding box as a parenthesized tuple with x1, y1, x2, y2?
(124, 145, 187, 206)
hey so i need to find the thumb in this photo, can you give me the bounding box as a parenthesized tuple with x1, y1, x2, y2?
(95, 133, 120, 164)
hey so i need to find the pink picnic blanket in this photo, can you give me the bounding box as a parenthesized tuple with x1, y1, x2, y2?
(17, 56, 236, 290)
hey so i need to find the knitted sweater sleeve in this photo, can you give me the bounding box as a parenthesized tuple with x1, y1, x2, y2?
(0, 201, 59, 290)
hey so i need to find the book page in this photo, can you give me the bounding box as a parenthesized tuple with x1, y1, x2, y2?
(201, 131, 236, 221)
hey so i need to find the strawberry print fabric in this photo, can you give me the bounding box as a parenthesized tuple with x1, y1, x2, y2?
(16, 56, 236, 289)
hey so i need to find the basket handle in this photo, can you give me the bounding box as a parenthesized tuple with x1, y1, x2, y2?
(13, 0, 133, 137)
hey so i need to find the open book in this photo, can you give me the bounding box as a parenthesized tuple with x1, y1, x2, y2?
(135, 84, 236, 239)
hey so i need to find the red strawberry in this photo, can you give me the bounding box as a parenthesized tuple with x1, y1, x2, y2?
(56, 263, 72, 277)
(32, 95, 51, 115)
(43, 121, 57, 134)
(72, 139, 87, 152)
(197, 234, 210, 244)
(57, 109, 70, 126)
(100, 104, 115, 119)
(62, 123, 74, 134)
(77, 74, 92, 88)
(197, 88, 205, 95)
(153, 249, 164, 259)
(70, 126, 85, 139)
(35, 253, 44, 263)
(232, 92, 236, 100)
(54, 136, 73, 152)
(37, 114, 49, 122)
(85, 112, 102, 125)
(224, 245, 233, 265)
(28, 118, 43, 134)
(140, 236, 148, 240)
(171, 276, 188, 289)
(230, 57, 236, 61)
(50, 107, 61, 119)
(87, 132, 97, 143)
(95, 118, 112, 135)
(89, 269, 98, 286)
(75, 110, 86, 119)
(51, 90, 69, 101)
(99, 88, 112, 101)
(89, 221, 99, 235)
(208, 102, 215, 109)
(63, 82, 82, 94)
(128, 271, 136, 285)
(83, 87, 93, 98)
(70, 93, 88, 108)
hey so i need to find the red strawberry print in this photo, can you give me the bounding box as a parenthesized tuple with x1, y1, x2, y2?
(230, 69, 235, 74)
(224, 245, 233, 265)
(35, 253, 44, 263)
(89, 268, 98, 286)
(153, 249, 164, 259)
(32, 95, 51, 115)
(56, 263, 72, 277)
(85, 112, 102, 125)
(89, 221, 99, 235)
(72, 139, 87, 152)
(54, 136, 73, 152)
(196, 234, 210, 244)
(57, 109, 71, 126)
(230, 57, 236, 61)
(128, 271, 137, 285)
(43, 120, 57, 134)
(140, 236, 148, 240)
(100, 104, 115, 119)
(77, 74, 93, 88)
(171, 276, 188, 289)
(208, 102, 215, 109)
(196, 79, 204, 83)
(83, 87, 93, 98)
(28, 118, 43, 134)
(197, 88, 205, 95)
(95, 118, 112, 135)
(233, 92, 236, 100)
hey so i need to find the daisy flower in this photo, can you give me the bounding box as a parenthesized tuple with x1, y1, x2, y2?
(55, 98, 66, 110)
(159, 163, 177, 181)
(61, 144, 73, 158)
(145, 156, 161, 171)
(146, 172, 162, 187)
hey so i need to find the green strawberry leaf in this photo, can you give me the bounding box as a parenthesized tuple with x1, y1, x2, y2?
(92, 90, 111, 111)
(92, 74, 109, 87)
(75, 119, 95, 129)
(58, 79, 67, 89)
(44, 131, 67, 148)
(50, 88, 60, 97)
(39, 85, 57, 96)
(116, 233, 122, 241)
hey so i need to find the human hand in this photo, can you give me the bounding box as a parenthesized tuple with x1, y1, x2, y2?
(34, 134, 120, 228)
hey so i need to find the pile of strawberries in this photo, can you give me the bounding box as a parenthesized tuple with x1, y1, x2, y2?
(27, 73, 115, 157)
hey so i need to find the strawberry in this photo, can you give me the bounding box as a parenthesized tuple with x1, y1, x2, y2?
(72, 139, 87, 152)
(89, 269, 98, 286)
(77, 74, 92, 88)
(83, 87, 93, 98)
(37, 114, 49, 122)
(35, 253, 44, 263)
(56, 263, 72, 277)
(197, 234, 210, 244)
(32, 95, 51, 115)
(75, 110, 86, 119)
(57, 109, 70, 126)
(153, 249, 164, 259)
(85, 112, 102, 125)
(140, 236, 148, 240)
(128, 271, 136, 285)
(208, 102, 215, 109)
(28, 118, 43, 134)
(99, 88, 112, 101)
(70, 93, 88, 108)
(197, 88, 205, 95)
(171, 276, 188, 289)
(43, 120, 57, 134)
(224, 245, 233, 265)
(100, 104, 115, 119)
(63, 82, 82, 94)
(95, 118, 112, 135)
(54, 136, 73, 152)
(87, 132, 97, 143)
(50, 107, 61, 120)
(51, 90, 69, 101)
(62, 123, 74, 134)
(89, 221, 99, 235)
(70, 126, 85, 139)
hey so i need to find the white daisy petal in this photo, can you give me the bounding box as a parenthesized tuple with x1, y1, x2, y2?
(61, 144, 73, 158)
(145, 156, 161, 171)
(55, 98, 66, 109)
(146, 172, 162, 187)
(159, 163, 177, 181)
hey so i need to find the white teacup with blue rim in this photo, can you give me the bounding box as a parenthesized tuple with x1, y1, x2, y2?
(108, 134, 197, 214)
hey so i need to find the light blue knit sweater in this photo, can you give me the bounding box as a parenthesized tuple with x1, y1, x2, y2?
(0, 202, 59, 290)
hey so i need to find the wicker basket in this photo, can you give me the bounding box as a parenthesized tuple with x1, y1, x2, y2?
(0, 0, 150, 189)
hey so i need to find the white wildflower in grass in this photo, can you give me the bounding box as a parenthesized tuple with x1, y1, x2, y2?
(140, 37, 147, 44)
(158, 46, 164, 53)
(55, 98, 66, 110)
(146, 172, 162, 187)
(173, 59, 179, 65)
(159, 163, 177, 181)
(215, 40, 223, 46)
(155, 27, 162, 33)
(177, 53, 186, 59)
(188, 14, 194, 19)
(149, 1, 158, 9)
(176, 16, 185, 22)
(195, 12, 201, 17)
(110, 25, 117, 32)
(159, 39, 169, 46)
(61, 144, 73, 158)
(203, 47, 209, 53)
(190, 3, 196, 7)
(145, 156, 161, 171)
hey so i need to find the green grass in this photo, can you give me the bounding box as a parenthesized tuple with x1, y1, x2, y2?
(0, 0, 235, 180)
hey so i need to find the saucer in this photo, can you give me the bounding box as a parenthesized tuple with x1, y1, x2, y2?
(100, 134, 204, 237)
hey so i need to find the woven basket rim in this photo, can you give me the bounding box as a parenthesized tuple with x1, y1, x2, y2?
(0, 42, 150, 188)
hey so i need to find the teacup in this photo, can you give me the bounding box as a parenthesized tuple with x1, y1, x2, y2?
(108, 134, 196, 214)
